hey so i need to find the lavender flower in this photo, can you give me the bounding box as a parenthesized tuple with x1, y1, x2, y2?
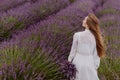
(59, 60, 77, 79)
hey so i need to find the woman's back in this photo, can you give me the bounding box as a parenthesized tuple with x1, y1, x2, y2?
(76, 29, 96, 56)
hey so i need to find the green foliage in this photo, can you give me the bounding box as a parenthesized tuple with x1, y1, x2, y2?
(96, 7, 120, 17)
(69, 0, 75, 3)
(30, 48, 62, 80)
(100, 20, 118, 28)
(98, 55, 120, 80)
(0, 45, 23, 67)
(0, 45, 64, 80)
(0, 16, 25, 40)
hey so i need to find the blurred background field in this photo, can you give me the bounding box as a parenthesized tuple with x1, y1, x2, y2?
(0, 0, 120, 80)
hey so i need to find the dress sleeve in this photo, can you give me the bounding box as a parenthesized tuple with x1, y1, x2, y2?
(93, 46, 100, 70)
(68, 33, 78, 62)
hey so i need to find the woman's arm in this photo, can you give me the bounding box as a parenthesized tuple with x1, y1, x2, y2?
(93, 46, 100, 70)
(68, 33, 78, 62)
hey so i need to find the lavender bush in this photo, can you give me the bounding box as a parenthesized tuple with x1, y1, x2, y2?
(0, 0, 70, 41)
(0, 0, 97, 79)
(0, 0, 120, 80)
(0, 0, 97, 57)
(94, 0, 120, 79)
(95, 0, 120, 17)
(0, 0, 28, 12)
(0, 44, 70, 80)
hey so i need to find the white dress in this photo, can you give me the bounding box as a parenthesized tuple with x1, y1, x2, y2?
(68, 29, 100, 80)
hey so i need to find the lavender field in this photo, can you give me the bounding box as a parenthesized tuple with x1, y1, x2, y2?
(0, 0, 120, 80)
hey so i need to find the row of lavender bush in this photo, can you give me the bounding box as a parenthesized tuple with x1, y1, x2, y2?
(0, 0, 97, 79)
(94, 0, 120, 79)
(0, 0, 30, 12)
(0, 0, 70, 41)
(0, 0, 120, 79)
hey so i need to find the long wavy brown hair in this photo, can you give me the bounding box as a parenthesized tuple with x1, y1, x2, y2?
(86, 13, 106, 58)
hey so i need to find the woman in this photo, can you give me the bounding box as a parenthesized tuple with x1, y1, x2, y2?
(68, 13, 106, 80)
